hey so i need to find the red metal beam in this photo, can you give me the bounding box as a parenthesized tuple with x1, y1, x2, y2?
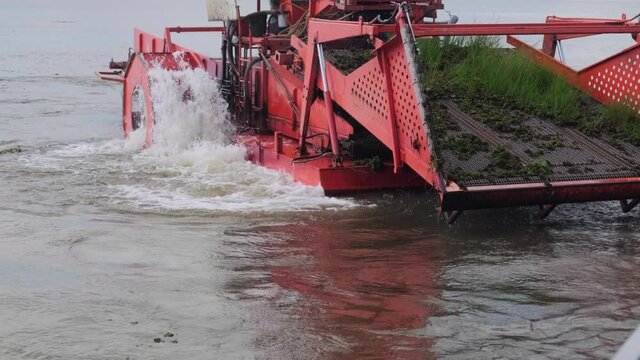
(442, 178, 640, 211)
(506, 36, 579, 84)
(165, 26, 224, 33)
(164, 26, 224, 53)
(537, 16, 639, 55)
(509, 35, 640, 112)
(306, 18, 640, 44)
(377, 49, 402, 172)
(297, 34, 320, 155)
(411, 22, 640, 37)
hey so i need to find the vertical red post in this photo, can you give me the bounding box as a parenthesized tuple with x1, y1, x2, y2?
(378, 49, 402, 172)
(316, 43, 341, 158)
(297, 35, 319, 155)
(164, 28, 174, 52)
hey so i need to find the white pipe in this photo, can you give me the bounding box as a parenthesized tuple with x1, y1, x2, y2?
(316, 44, 328, 90)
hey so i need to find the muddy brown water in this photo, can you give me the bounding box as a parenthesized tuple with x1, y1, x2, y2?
(1, 0, 640, 359)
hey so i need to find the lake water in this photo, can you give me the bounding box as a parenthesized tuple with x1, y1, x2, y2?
(1, 1, 640, 359)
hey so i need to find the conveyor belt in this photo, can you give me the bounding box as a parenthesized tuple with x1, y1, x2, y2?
(438, 100, 640, 187)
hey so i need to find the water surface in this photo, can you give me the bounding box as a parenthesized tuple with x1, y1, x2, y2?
(1, 1, 640, 359)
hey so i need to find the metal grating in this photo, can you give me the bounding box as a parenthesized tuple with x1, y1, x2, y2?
(439, 101, 640, 187)
(460, 171, 640, 188)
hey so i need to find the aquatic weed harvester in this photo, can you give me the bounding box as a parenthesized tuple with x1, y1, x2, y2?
(98, 0, 640, 223)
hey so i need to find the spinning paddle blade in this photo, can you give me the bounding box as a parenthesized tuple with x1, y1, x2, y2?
(206, 0, 237, 21)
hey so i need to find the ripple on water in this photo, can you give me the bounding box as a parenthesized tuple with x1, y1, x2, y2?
(2, 48, 640, 359)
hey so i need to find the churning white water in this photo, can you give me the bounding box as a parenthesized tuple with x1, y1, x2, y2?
(94, 55, 357, 213)
(146, 54, 234, 153)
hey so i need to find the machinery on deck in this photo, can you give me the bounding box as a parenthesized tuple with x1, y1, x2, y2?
(98, 0, 640, 223)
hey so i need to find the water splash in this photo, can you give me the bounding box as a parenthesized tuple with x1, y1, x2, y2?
(146, 60, 234, 154)
(68, 56, 358, 213)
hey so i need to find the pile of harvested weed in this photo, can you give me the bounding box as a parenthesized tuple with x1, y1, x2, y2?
(418, 36, 640, 182)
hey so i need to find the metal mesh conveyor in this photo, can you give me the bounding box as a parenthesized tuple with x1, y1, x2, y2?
(438, 100, 640, 188)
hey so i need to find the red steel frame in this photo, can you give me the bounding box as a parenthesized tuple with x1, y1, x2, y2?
(100, 0, 640, 220)
(505, 14, 640, 113)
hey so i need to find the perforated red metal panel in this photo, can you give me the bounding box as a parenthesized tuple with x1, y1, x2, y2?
(351, 67, 389, 119)
(387, 48, 429, 154)
(338, 38, 439, 185)
(349, 48, 429, 155)
(583, 44, 640, 113)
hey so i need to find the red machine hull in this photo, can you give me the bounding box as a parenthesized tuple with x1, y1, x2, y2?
(99, 1, 640, 222)
(239, 133, 425, 194)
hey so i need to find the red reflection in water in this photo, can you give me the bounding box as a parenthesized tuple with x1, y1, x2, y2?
(268, 224, 444, 359)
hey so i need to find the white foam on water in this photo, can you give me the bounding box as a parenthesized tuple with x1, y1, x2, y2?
(81, 55, 359, 213)
(53, 129, 147, 157)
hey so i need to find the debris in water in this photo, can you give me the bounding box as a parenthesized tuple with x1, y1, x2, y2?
(0, 146, 22, 155)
